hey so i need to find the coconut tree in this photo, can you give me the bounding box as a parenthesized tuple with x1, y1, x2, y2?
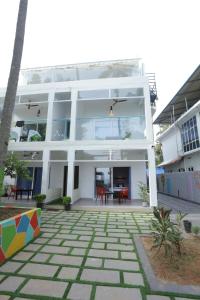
(0, 0, 28, 171)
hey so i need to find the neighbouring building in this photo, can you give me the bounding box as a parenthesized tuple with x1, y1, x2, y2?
(0, 59, 157, 206)
(154, 65, 200, 203)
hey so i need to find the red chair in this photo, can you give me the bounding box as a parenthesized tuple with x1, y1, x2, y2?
(96, 186, 106, 203)
(119, 187, 129, 202)
(7, 185, 17, 200)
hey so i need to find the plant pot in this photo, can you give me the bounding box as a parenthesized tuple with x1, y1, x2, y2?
(183, 220, 192, 233)
(37, 202, 44, 209)
(64, 203, 71, 211)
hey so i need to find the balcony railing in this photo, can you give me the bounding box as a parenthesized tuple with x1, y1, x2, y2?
(52, 119, 70, 141)
(10, 120, 47, 142)
(76, 116, 145, 140)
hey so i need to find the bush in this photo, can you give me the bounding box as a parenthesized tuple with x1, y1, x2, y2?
(34, 194, 46, 203)
(151, 207, 183, 257)
(138, 182, 149, 203)
(192, 226, 200, 236)
(62, 196, 71, 205)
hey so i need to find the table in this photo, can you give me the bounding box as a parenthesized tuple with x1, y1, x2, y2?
(15, 188, 33, 200)
(104, 191, 123, 204)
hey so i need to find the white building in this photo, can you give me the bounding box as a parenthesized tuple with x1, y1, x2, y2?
(0, 59, 157, 206)
(154, 65, 200, 203)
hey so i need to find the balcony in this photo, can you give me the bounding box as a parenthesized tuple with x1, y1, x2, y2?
(10, 120, 47, 142)
(76, 116, 145, 140)
(52, 119, 70, 141)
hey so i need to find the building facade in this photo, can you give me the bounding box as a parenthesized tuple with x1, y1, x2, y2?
(155, 65, 200, 203)
(0, 59, 157, 206)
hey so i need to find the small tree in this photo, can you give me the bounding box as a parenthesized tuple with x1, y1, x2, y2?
(4, 153, 31, 180)
(138, 182, 149, 203)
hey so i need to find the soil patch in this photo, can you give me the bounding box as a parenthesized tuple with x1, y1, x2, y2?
(142, 236, 200, 286)
(0, 207, 28, 222)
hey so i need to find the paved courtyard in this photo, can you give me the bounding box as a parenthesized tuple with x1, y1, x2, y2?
(0, 210, 198, 300)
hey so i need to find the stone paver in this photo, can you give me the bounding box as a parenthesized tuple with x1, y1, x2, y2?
(67, 283, 92, 300)
(0, 296, 10, 300)
(62, 240, 89, 248)
(0, 262, 23, 273)
(121, 252, 137, 260)
(85, 258, 102, 268)
(0, 276, 25, 292)
(12, 251, 34, 261)
(0, 275, 5, 282)
(49, 254, 83, 266)
(18, 263, 59, 277)
(21, 279, 68, 298)
(146, 296, 170, 300)
(40, 245, 69, 254)
(88, 249, 118, 258)
(24, 244, 41, 251)
(91, 242, 105, 249)
(123, 272, 144, 286)
(104, 259, 140, 271)
(57, 267, 79, 280)
(107, 243, 134, 251)
(94, 237, 118, 243)
(95, 286, 142, 300)
(71, 248, 87, 256)
(30, 253, 50, 263)
(81, 268, 120, 283)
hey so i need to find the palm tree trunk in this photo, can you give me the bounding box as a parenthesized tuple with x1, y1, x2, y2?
(0, 0, 28, 168)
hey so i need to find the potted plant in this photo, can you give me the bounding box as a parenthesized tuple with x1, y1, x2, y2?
(62, 196, 71, 211)
(138, 182, 149, 207)
(192, 226, 200, 238)
(34, 194, 46, 209)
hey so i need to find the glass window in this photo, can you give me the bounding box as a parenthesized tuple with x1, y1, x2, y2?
(111, 88, 143, 98)
(78, 89, 109, 100)
(181, 115, 199, 152)
(54, 92, 71, 101)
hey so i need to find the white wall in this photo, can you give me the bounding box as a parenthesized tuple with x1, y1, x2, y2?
(49, 162, 65, 189)
(160, 126, 182, 162)
(78, 161, 146, 200)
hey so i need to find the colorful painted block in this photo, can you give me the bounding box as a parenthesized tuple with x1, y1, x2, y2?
(0, 208, 41, 264)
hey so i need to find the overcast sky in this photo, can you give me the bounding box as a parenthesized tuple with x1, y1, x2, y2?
(0, 0, 199, 117)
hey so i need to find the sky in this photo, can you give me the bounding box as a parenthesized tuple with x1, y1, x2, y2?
(0, 0, 200, 118)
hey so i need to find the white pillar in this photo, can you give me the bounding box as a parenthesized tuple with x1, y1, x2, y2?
(144, 81, 154, 142)
(46, 91, 54, 141)
(148, 147, 157, 207)
(67, 150, 75, 202)
(41, 149, 50, 199)
(70, 89, 78, 141)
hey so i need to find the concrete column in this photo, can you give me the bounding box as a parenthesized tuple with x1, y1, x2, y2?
(148, 146, 157, 207)
(46, 91, 54, 141)
(41, 149, 50, 198)
(67, 150, 75, 202)
(70, 89, 78, 141)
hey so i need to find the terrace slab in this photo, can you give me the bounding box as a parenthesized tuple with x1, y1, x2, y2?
(20, 279, 68, 298)
(12, 251, 34, 261)
(67, 283, 92, 300)
(81, 268, 120, 283)
(62, 240, 89, 248)
(85, 258, 103, 268)
(107, 243, 134, 251)
(121, 252, 137, 260)
(18, 263, 59, 277)
(95, 286, 142, 300)
(30, 253, 50, 263)
(0, 276, 25, 292)
(94, 237, 118, 243)
(71, 248, 87, 256)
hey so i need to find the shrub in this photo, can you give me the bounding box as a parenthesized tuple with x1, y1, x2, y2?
(138, 182, 149, 203)
(151, 207, 183, 257)
(192, 226, 200, 236)
(34, 194, 46, 203)
(62, 196, 71, 205)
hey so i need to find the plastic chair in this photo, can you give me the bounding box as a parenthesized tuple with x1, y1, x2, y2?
(96, 186, 106, 203)
(7, 185, 17, 200)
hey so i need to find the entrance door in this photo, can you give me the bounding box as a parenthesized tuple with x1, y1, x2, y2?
(113, 167, 131, 199)
(63, 166, 68, 196)
(95, 168, 112, 196)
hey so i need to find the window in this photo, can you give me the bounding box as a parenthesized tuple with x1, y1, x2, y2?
(181, 116, 200, 152)
(54, 92, 71, 101)
(111, 88, 143, 98)
(78, 89, 109, 100)
(74, 166, 79, 189)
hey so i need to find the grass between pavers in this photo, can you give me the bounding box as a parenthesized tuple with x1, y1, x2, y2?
(0, 211, 199, 300)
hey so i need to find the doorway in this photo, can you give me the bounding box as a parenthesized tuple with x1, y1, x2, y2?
(95, 167, 131, 198)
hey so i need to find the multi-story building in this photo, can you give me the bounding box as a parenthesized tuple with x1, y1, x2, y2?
(0, 59, 157, 206)
(154, 65, 200, 203)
